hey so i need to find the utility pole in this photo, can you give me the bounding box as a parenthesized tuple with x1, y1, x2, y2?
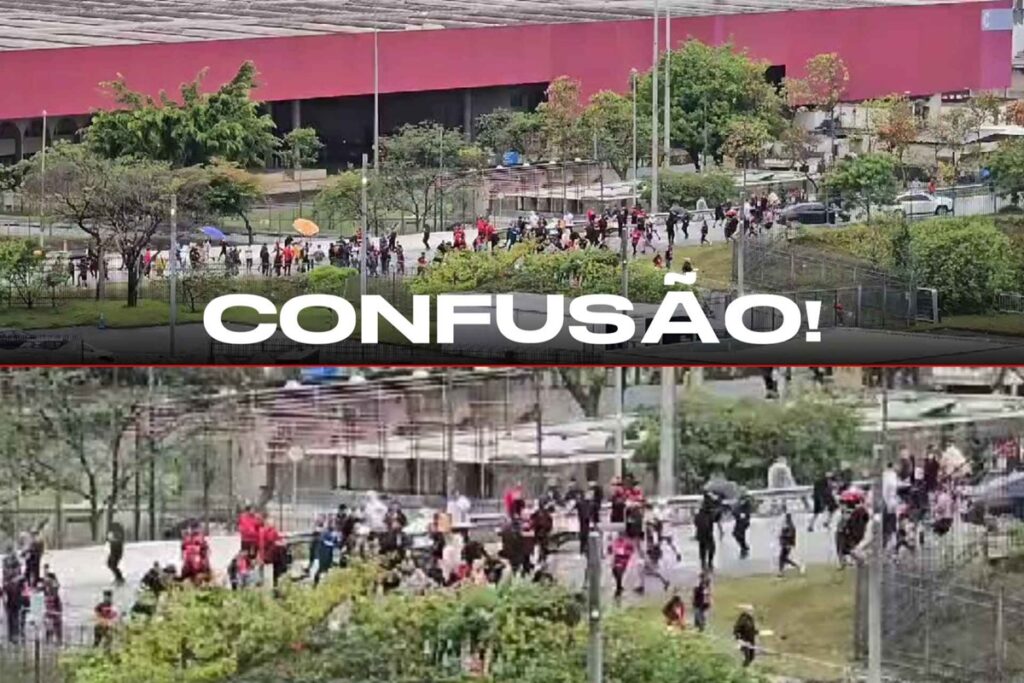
(650, 0, 660, 215)
(631, 69, 638, 204)
(662, 4, 671, 168)
(659, 367, 675, 498)
(360, 153, 368, 297)
(614, 368, 624, 479)
(168, 193, 177, 358)
(586, 530, 603, 683)
(444, 368, 456, 498)
(867, 371, 889, 683)
(535, 371, 544, 490)
(701, 99, 709, 173)
(438, 126, 445, 232)
(40, 110, 47, 242)
(373, 29, 380, 172)
(737, 168, 746, 296)
(147, 368, 157, 541)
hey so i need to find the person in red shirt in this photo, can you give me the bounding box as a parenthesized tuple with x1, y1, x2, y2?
(238, 506, 262, 559)
(93, 589, 118, 647)
(609, 533, 635, 601)
(258, 520, 288, 587)
(503, 482, 524, 519)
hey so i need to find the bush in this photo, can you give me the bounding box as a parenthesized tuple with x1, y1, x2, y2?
(305, 266, 357, 295)
(64, 563, 380, 683)
(632, 391, 865, 491)
(645, 170, 736, 210)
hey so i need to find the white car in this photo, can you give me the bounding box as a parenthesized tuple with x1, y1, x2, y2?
(890, 192, 954, 219)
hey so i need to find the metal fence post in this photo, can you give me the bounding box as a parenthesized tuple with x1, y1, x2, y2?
(856, 285, 863, 327)
(34, 635, 41, 683)
(996, 587, 1006, 681)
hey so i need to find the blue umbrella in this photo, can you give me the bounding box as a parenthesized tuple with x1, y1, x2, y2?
(201, 226, 227, 241)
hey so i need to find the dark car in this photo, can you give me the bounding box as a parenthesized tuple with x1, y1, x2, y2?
(778, 202, 846, 226)
(814, 119, 848, 138)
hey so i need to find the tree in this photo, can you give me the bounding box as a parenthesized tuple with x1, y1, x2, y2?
(279, 127, 323, 217)
(379, 122, 471, 231)
(201, 162, 264, 244)
(787, 53, 850, 166)
(639, 40, 783, 170)
(969, 93, 1002, 127)
(825, 152, 899, 219)
(558, 368, 611, 418)
(0, 239, 48, 308)
(723, 116, 772, 183)
(990, 138, 1024, 205)
(581, 90, 644, 181)
(0, 159, 28, 193)
(779, 122, 814, 172)
(86, 61, 279, 168)
(1006, 101, 1024, 126)
(649, 170, 735, 210)
(537, 76, 586, 161)
(314, 170, 389, 236)
(931, 109, 974, 182)
(475, 109, 545, 162)
(868, 95, 919, 182)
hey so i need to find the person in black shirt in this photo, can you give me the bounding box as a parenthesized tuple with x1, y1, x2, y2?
(694, 502, 716, 573)
(106, 521, 125, 586)
(732, 494, 752, 559)
(809, 472, 838, 532)
(734, 608, 759, 667)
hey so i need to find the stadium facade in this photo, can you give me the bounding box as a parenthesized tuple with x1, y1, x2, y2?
(0, 0, 1014, 166)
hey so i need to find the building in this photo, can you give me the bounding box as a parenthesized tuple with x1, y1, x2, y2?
(0, 0, 1013, 167)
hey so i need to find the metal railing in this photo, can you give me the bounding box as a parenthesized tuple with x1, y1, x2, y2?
(997, 292, 1024, 315)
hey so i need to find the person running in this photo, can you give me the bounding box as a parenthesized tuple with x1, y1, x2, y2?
(777, 512, 803, 577)
(700, 219, 710, 245)
(238, 505, 262, 559)
(106, 521, 126, 586)
(809, 472, 838, 532)
(422, 226, 431, 250)
(93, 590, 118, 648)
(692, 571, 712, 632)
(694, 502, 717, 573)
(732, 493, 752, 559)
(609, 533, 635, 602)
(638, 512, 671, 594)
(259, 245, 270, 276)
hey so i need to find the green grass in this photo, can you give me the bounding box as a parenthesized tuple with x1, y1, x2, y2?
(914, 314, 1024, 338)
(0, 298, 414, 344)
(672, 242, 733, 288)
(633, 566, 855, 682)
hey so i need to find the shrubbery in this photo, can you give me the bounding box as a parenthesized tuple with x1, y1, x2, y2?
(64, 563, 380, 683)
(632, 391, 865, 491)
(305, 265, 357, 295)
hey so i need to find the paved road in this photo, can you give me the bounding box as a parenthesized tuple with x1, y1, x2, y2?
(26, 511, 840, 632)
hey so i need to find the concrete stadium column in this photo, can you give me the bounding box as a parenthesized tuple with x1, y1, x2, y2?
(14, 121, 26, 161)
(927, 94, 942, 125)
(290, 100, 302, 130)
(463, 89, 473, 140)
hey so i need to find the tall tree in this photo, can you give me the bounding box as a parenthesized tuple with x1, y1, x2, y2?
(474, 109, 545, 163)
(580, 90, 647, 181)
(824, 152, 899, 220)
(723, 116, 772, 185)
(931, 109, 974, 182)
(280, 126, 324, 216)
(537, 76, 586, 162)
(314, 170, 391, 236)
(86, 61, 279, 168)
(787, 53, 850, 167)
(638, 40, 783, 170)
(868, 95, 919, 182)
(989, 138, 1024, 206)
(199, 161, 265, 244)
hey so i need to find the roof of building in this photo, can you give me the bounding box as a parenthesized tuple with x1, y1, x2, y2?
(0, 0, 990, 51)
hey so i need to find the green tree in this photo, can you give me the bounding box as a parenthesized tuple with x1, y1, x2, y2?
(313, 170, 390, 236)
(379, 122, 471, 231)
(990, 138, 1024, 205)
(475, 108, 545, 162)
(86, 61, 279, 168)
(537, 76, 586, 161)
(639, 40, 783, 170)
(0, 159, 28, 193)
(0, 239, 47, 308)
(723, 116, 773, 184)
(824, 152, 899, 220)
(581, 90, 644, 181)
(202, 162, 264, 244)
(279, 127, 323, 217)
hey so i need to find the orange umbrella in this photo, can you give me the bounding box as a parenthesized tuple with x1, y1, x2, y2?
(293, 218, 320, 237)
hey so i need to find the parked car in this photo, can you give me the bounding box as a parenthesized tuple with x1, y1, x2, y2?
(778, 202, 846, 225)
(889, 192, 954, 219)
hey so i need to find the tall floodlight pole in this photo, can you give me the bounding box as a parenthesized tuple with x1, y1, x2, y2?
(631, 69, 639, 205)
(40, 110, 47, 241)
(373, 29, 380, 172)
(586, 530, 603, 683)
(650, 0, 660, 214)
(662, 4, 671, 167)
(360, 154, 369, 297)
(168, 194, 177, 358)
(659, 367, 675, 498)
(867, 373, 889, 683)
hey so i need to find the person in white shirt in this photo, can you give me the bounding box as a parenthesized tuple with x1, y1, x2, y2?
(446, 491, 472, 529)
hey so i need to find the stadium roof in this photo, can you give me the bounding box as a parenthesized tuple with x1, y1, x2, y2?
(0, 0, 992, 51)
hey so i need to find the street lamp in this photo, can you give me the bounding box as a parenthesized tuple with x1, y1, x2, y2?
(631, 69, 638, 203)
(360, 154, 369, 297)
(373, 29, 380, 172)
(650, 0, 660, 214)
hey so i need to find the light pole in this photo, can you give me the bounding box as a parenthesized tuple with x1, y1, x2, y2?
(658, 367, 675, 498)
(373, 29, 380, 172)
(631, 69, 639, 204)
(168, 193, 177, 358)
(663, 4, 671, 168)
(360, 153, 368, 297)
(867, 373, 889, 683)
(40, 110, 47, 243)
(586, 530, 603, 683)
(650, 0, 660, 214)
